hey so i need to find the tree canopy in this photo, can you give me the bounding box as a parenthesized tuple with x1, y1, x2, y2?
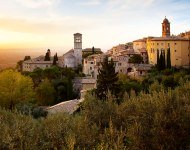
(0, 70, 35, 109)
(96, 56, 118, 100)
(129, 54, 143, 64)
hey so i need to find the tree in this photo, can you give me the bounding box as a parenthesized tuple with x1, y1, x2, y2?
(129, 54, 143, 64)
(92, 46, 95, 54)
(96, 56, 118, 100)
(156, 49, 160, 70)
(0, 70, 35, 109)
(24, 56, 31, 61)
(44, 49, 50, 61)
(16, 60, 23, 72)
(167, 47, 171, 68)
(163, 50, 166, 70)
(36, 79, 56, 106)
(52, 54, 58, 66)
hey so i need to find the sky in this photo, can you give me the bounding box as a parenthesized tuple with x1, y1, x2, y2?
(0, 0, 190, 54)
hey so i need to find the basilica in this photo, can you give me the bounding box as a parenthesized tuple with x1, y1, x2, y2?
(22, 33, 83, 72)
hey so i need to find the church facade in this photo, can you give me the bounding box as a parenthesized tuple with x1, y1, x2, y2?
(22, 33, 83, 72)
(147, 17, 190, 68)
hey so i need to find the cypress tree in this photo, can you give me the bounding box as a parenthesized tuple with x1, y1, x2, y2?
(96, 56, 118, 100)
(92, 46, 95, 54)
(163, 50, 166, 70)
(167, 47, 171, 68)
(44, 49, 50, 61)
(55, 53, 58, 61)
(157, 49, 160, 70)
(52, 55, 57, 66)
(160, 50, 163, 70)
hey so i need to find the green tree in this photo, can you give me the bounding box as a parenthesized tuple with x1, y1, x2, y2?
(44, 49, 51, 61)
(92, 46, 95, 54)
(52, 54, 57, 66)
(167, 47, 171, 68)
(156, 49, 160, 70)
(96, 56, 118, 100)
(0, 70, 35, 109)
(36, 79, 56, 105)
(24, 56, 31, 61)
(129, 54, 143, 64)
(163, 50, 166, 70)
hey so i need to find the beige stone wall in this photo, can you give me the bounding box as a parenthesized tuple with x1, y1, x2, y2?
(133, 41, 146, 52)
(147, 39, 190, 67)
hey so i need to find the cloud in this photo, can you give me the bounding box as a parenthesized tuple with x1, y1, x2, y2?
(77, 0, 101, 6)
(14, 0, 59, 8)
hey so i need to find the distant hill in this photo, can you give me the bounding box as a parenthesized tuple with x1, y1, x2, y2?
(0, 50, 40, 70)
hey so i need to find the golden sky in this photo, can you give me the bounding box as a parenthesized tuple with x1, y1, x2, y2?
(0, 0, 190, 54)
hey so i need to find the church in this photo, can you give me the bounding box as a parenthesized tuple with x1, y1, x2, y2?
(147, 17, 190, 68)
(22, 33, 83, 72)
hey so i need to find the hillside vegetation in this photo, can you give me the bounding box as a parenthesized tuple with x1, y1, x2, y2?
(0, 80, 190, 149)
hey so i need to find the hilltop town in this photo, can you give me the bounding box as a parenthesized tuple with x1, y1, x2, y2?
(1, 17, 190, 150)
(20, 17, 190, 100)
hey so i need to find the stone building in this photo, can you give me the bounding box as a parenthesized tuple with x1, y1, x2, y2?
(147, 17, 190, 68)
(22, 33, 83, 72)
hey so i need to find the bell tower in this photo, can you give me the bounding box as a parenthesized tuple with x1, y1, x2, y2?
(73, 33, 82, 66)
(162, 17, 170, 37)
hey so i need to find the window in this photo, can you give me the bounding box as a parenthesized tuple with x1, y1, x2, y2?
(175, 43, 177, 45)
(175, 50, 177, 52)
(91, 62, 94, 64)
(90, 67, 92, 70)
(168, 43, 170, 47)
(140, 71, 143, 75)
(157, 43, 159, 46)
(118, 63, 122, 66)
(176, 59, 178, 60)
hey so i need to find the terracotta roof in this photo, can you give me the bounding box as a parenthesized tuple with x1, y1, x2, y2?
(134, 64, 153, 71)
(133, 38, 147, 42)
(163, 17, 170, 23)
(150, 36, 189, 41)
(83, 48, 101, 52)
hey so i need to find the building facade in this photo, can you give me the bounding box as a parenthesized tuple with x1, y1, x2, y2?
(147, 18, 190, 68)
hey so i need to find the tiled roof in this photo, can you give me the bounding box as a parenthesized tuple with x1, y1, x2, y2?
(133, 38, 147, 42)
(23, 55, 54, 64)
(151, 36, 189, 41)
(46, 99, 84, 114)
(83, 48, 101, 52)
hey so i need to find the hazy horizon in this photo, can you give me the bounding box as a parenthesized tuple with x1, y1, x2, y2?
(0, 0, 190, 68)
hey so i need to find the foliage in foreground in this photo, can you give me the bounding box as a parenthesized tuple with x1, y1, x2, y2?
(0, 81, 190, 149)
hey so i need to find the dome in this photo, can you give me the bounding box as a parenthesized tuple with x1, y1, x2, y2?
(163, 17, 169, 23)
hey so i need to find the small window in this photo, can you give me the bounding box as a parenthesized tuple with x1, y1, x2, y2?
(140, 71, 143, 74)
(168, 43, 170, 47)
(175, 50, 177, 52)
(157, 43, 159, 46)
(91, 62, 94, 64)
(90, 67, 92, 70)
(176, 59, 178, 60)
(175, 43, 177, 45)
